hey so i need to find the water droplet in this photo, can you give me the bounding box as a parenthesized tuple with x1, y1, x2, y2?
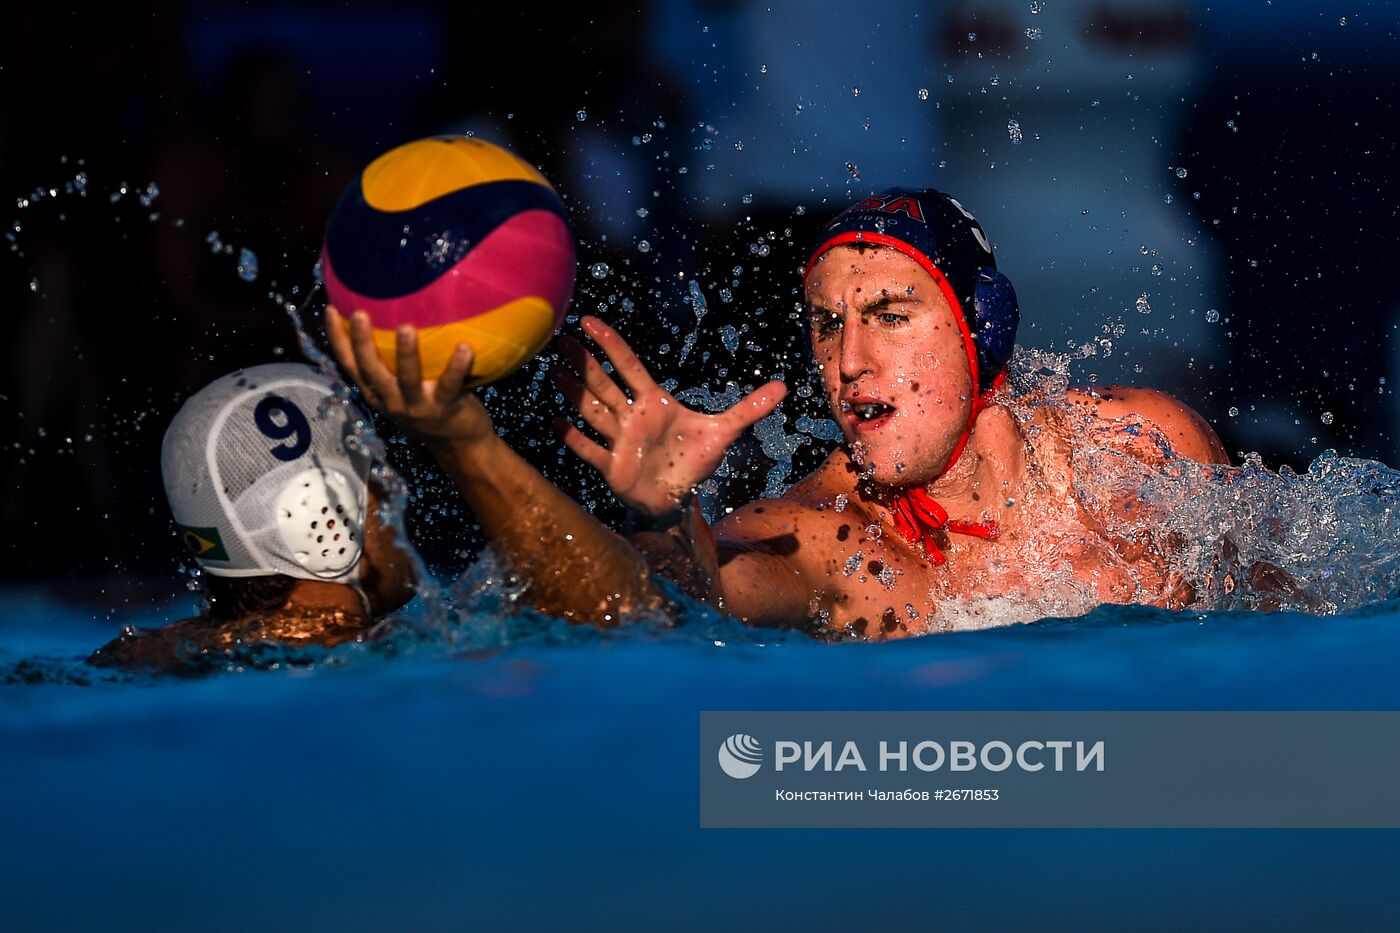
(1175, 166, 1188, 179)
(1339, 16, 1347, 26)
(1030, 0, 1044, 12)
(760, 63, 768, 73)
(967, 32, 977, 42)
(576, 110, 587, 122)
(834, 493, 849, 513)
(636, 207, 649, 219)
(1206, 308, 1220, 323)
(1025, 26, 1042, 40)
(852, 87, 861, 97)
(917, 88, 929, 100)
(138, 182, 160, 207)
(720, 323, 739, 351)
(1135, 293, 1152, 314)
(1321, 411, 1335, 425)
(1228, 406, 1240, 417)
(1226, 119, 1239, 132)
(589, 262, 610, 280)
(845, 161, 861, 180)
(741, 193, 753, 205)
(1164, 194, 1174, 204)
(733, 140, 744, 151)
(794, 205, 806, 216)
(28, 277, 39, 293)
(637, 240, 652, 253)
(236, 248, 259, 282)
(1007, 119, 1023, 145)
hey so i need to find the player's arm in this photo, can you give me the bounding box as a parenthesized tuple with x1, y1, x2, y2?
(328, 307, 660, 626)
(1072, 386, 1322, 609)
(709, 501, 828, 630)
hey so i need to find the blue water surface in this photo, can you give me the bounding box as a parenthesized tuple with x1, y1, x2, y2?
(4, 587, 1400, 931)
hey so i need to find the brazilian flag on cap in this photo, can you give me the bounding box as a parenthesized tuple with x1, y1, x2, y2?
(177, 524, 230, 562)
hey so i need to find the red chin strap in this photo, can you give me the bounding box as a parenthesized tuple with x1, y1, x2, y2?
(888, 371, 1006, 565)
(890, 488, 1000, 566)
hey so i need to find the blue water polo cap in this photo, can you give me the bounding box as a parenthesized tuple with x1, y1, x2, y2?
(802, 187, 1019, 396)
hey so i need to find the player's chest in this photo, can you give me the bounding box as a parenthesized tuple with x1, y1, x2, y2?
(819, 511, 1138, 637)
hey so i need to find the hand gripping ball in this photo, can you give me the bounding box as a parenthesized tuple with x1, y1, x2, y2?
(321, 136, 576, 386)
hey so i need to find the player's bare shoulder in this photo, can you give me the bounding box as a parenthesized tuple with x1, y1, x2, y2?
(714, 451, 862, 558)
(1067, 385, 1229, 465)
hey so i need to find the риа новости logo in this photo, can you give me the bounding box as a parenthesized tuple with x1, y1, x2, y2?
(718, 734, 763, 779)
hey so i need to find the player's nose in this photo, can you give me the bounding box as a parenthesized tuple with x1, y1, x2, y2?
(839, 319, 875, 382)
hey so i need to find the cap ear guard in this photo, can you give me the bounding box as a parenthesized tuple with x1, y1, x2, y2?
(274, 467, 365, 579)
(972, 267, 1019, 392)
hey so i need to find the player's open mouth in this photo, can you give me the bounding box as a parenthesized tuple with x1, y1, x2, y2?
(846, 400, 896, 432)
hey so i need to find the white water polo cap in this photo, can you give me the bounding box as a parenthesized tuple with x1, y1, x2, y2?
(161, 363, 373, 582)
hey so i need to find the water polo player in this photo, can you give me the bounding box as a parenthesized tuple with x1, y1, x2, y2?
(89, 363, 417, 670)
(331, 188, 1237, 637)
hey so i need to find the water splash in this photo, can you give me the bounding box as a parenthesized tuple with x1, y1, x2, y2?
(236, 247, 259, 282)
(753, 409, 808, 498)
(987, 347, 1400, 622)
(678, 278, 708, 363)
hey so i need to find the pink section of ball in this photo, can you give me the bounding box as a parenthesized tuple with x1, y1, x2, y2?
(322, 209, 575, 329)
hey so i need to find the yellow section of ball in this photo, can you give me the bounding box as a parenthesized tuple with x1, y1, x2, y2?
(360, 137, 551, 213)
(334, 296, 559, 387)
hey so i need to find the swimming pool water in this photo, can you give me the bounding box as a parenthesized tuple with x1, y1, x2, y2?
(4, 586, 1400, 930)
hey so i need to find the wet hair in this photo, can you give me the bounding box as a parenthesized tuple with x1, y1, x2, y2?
(204, 574, 297, 620)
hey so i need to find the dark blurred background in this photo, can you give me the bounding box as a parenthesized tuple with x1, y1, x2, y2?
(3, 0, 1397, 591)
